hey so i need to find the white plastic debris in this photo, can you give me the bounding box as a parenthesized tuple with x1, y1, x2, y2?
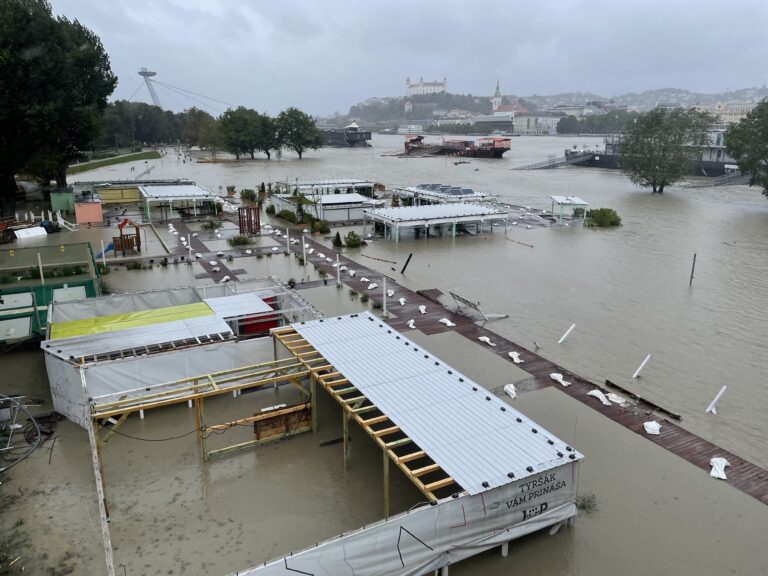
(643, 421, 662, 435)
(550, 373, 572, 387)
(439, 318, 456, 327)
(367, 283, 378, 290)
(195, 253, 202, 259)
(217, 251, 224, 257)
(272, 247, 279, 252)
(478, 336, 496, 347)
(332, 263, 338, 268)
(192, 233, 198, 237)
(709, 457, 730, 480)
(607, 392, 628, 406)
(308, 248, 315, 254)
(418, 305, 427, 315)
(587, 389, 611, 405)
(216, 233, 222, 239)
(212, 266, 220, 273)
(398, 298, 406, 306)
(386, 289, 394, 298)
(406, 319, 415, 329)
(221, 275, 230, 283)
(245, 249, 252, 255)
(508, 351, 524, 364)
(339, 265, 348, 272)
(209, 261, 218, 266)
(504, 383, 517, 400)
(302, 228, 310, 233)
(349, 270, 356, 277)
(317, 252, 325, 258)
(360, 277, 370, 283)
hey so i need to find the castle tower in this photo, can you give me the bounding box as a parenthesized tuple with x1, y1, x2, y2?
(491, 79, 502, 112)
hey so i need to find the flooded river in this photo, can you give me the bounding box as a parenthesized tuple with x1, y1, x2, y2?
(6, 134, 758, 575)
(74, 134, 768, 470)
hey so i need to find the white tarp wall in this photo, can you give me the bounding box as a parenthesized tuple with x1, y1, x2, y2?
(234, 463, 578, 576)
(49, 287, 201, 322)
(84, 338, 273, 404)
(45, 355, 89, 427)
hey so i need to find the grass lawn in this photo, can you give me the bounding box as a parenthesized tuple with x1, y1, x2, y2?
(67, 150, 162, 175)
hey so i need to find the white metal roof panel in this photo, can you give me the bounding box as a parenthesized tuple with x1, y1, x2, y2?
(42, 315, 233, 361)
(365, 203, 504, 222)
(204, 293, 272, 319)
(550, 195, 588, 205)
(139, 185, 217, 200)
(291, 312, 583, 495)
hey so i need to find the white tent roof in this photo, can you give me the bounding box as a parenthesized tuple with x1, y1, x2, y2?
(309, 193, 373, 205)
(291, 312, 582, 495)
(365, 203, 505, 224)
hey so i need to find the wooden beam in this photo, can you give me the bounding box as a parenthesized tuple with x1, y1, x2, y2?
(351, 405, 377, 414)
(318, 371, 342, 381)
(384, 437, 413, 448)
(340, 395, 367, 405)
(361, 414, 389, 426)
(325, 378, 349, 387)
(373, 425, 400, 437)
(410, 463, 440, 477)
(424, 477, 456, 492)
(397, 450, 426, 464)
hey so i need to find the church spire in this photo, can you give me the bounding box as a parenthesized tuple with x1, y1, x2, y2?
(494, 78, 501, 97)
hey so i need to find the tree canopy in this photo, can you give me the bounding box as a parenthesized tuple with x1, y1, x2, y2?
(277, 107, 323, 159)
(0, 0, 116, 214)
(219, 107, 280, 159)
(620, 108, 713, 193)
(725, 100, 768, 198)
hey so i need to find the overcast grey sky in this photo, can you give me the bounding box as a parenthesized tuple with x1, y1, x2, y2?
(51, 0, 768, 115)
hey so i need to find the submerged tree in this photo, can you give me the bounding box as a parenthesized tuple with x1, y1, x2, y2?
(620, 108, 713, 193)
(277, 107, 322, 159)
(725, 100, 768, 199)
(0, 0, 116, 213)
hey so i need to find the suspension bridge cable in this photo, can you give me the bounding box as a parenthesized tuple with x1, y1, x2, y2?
(125, 80, 146, 102)
(153, 82, 224, 114)
(151, 79, 235, 108)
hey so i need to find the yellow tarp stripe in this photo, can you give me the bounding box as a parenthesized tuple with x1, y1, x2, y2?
(49, 302, 213, 340)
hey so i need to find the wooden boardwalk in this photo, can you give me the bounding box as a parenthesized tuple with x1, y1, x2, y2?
(285, 235, 768, 505)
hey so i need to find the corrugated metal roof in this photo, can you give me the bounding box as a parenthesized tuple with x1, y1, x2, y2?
(291, 312, 583, 495)
(204, 293, 273, 319)
(308, 193, 372, 205)
(365, 203, 504, 223)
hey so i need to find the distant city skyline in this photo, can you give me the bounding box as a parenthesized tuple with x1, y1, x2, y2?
(50, 0, 768, 115)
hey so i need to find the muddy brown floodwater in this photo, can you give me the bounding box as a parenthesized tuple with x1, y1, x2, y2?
(2, 134, 767, 575)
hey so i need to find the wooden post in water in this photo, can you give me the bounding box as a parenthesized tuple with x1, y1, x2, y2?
(400, 253, 413, 274)
(689, 253, 697, 286)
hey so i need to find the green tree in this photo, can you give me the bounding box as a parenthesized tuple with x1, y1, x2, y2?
(0, 0, 116, 212)
(253, 112, 280, 159)
(391, 194, 400, 207)
(344, 231, 362, 248)
(332, 231, 343, 248)
(219, 106, 252, 159)
(277, 107, 322, 159)
(725, 100, 768, 198)
(556, 116, 581, 134)
(620, 108, 713, 194)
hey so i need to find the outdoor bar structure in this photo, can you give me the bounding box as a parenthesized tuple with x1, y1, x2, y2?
(236, 312, 583, 576)
(393, 183, 492, 205)
(363, 203, 508, 241)
(276, 178, 376, 198)
(138, 184, 234, 222)
(40, 303, 581, 576)
(550, 195, 589, 223)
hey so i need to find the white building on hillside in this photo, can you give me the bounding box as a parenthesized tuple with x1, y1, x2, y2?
(406, 76, 447, 97)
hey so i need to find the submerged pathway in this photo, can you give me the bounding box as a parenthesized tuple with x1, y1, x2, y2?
(284, 234, 768, 506)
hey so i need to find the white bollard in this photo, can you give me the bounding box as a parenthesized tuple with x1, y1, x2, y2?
(139, 410, 145, 419)
(705, 385, 727, 415)
(187, 400, 193, 408)
(100, 240, 107, 268)
(632, 354, 652, 379)
(336, 253, 341, 286)
(187, 234, 192, 261)
(558, 323, 576, 344)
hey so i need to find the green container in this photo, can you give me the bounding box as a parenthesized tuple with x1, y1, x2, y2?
(50, 191, 75, 214)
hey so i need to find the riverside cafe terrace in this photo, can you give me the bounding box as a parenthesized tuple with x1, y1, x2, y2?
(236, 313, 583, 576)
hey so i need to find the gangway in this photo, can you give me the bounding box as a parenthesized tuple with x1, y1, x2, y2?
(681, 171, 751, 188)
(511, 152, 593, 170)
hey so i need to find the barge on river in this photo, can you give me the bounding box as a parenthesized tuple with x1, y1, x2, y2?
(320, 121, 371, 147)
(404, 135, 511, 158)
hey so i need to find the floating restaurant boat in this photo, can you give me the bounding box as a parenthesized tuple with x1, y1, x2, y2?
(320, 121, 371, 147)
(404, 135, 511, 158)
